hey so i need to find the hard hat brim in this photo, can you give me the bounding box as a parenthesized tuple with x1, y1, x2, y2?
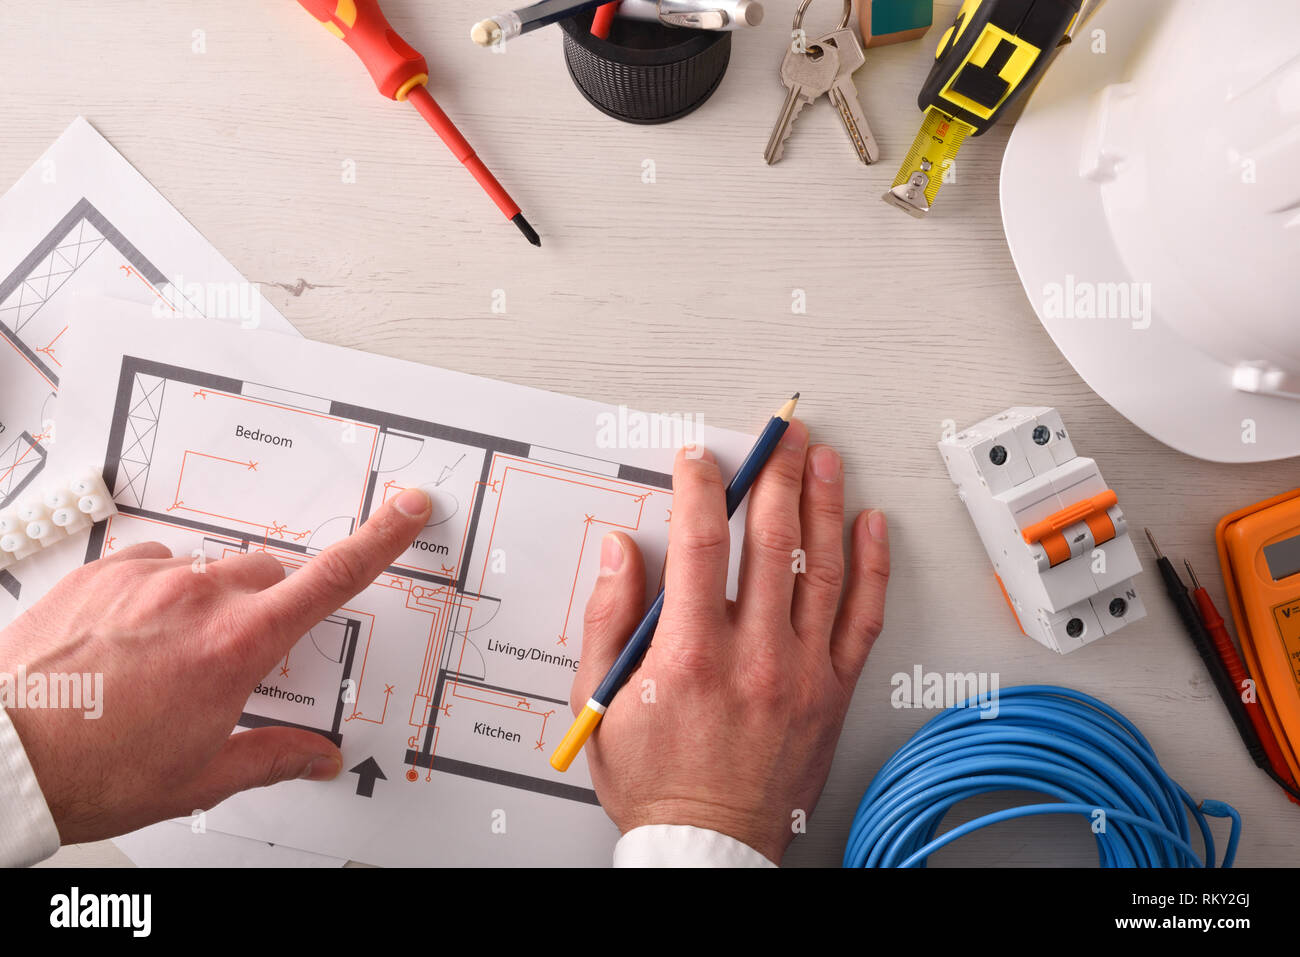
(999, 0, 1300, 464)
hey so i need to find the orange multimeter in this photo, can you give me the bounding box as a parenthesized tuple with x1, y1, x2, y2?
(1217, 489, 1300, 784)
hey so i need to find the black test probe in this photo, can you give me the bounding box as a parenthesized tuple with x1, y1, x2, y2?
(1144, 528, 1300, 797)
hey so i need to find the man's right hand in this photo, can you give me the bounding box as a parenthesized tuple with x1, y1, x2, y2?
(570, 420, 890, 864)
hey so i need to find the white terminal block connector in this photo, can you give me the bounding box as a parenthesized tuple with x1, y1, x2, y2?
(45, 485, 92, 534)
(0, 467, 117, 570)
(70, 470, 116, 522)
(939, 407, 1145, 655)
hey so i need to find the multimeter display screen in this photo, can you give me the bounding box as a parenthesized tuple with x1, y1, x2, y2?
(1263, 533, 1300, 582)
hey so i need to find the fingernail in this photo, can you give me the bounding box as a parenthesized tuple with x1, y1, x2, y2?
(684, 443, 714, 463)
(600, 534, 624, 576)
(300, 755, 342, 781)
(782, 419, 808, 451)
(810, 445, 840, 483)
(867, 509, 888, 543)
(394, 487, 431, 517)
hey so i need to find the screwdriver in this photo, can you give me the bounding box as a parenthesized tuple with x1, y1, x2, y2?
(1146, 529, 1300, 803)
(297, 0, 540, 246)
(1185, 559, 1300, 803)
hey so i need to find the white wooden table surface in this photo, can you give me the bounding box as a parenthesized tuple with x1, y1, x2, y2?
(5, 0, 1297, 868)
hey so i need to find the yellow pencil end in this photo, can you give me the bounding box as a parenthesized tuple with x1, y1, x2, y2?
(550, 704, 604, 772)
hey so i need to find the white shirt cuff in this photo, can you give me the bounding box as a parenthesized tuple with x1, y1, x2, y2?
(0, 705, 60, 867)
(613, 824, 777, 868)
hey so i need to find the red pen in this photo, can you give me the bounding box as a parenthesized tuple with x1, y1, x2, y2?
(297, 0, 540, 246)
(591, 2, 620, 37)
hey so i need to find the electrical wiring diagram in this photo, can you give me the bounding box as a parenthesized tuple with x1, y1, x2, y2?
(86, 356, 673, 805)
(0, 198, 203, 601)
(5, 121, 714, 861)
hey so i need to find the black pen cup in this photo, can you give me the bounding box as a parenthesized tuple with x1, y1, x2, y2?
(559, 11, 731, 124)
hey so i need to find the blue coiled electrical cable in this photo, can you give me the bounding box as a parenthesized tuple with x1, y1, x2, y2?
(844, 685, 1242, 868)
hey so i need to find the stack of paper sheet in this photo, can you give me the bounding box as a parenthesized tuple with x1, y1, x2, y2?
(1, 120, 754, 866)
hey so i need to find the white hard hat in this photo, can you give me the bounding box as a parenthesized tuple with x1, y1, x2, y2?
(1000, 0, 1300, 462)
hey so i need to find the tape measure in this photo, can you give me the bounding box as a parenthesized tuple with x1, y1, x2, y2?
(884, 0, 1082, 216)
(1218, 490, 1300, 784)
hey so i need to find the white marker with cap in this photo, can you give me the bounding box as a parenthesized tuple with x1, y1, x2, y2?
(472, 0, 762, 46)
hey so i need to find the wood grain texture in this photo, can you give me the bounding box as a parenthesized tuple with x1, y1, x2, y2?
(4, 0, 1297, 868)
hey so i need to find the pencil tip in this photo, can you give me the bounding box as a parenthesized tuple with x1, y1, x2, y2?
(512, 213, 541, 247)
(776, 393, 799, 421)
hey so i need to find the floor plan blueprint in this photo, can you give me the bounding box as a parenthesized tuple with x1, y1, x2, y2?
(0, 117, 296, 611)
(28, 305, 753, 866)
(98, 356, 671, 805)
(1, 200, 189, 569)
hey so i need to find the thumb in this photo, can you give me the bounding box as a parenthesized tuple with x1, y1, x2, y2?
(176, 727, 342, 813)
(571, 532, 646, 715)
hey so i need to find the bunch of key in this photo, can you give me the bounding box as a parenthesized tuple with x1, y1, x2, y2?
(765, 11, 879, 166)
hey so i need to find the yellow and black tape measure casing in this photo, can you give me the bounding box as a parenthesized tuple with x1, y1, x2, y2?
(921, 0, 1080, 135)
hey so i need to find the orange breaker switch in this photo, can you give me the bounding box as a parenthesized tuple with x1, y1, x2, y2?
(1022, 490, 1119, 568)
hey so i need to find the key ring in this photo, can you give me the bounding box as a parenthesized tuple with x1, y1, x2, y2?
(792, 0, 852, 32)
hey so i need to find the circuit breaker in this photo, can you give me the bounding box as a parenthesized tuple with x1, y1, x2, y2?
(939, 407, 1145, 654)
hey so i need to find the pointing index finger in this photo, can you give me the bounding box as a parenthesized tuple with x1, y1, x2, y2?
(237, 487, 432, 674)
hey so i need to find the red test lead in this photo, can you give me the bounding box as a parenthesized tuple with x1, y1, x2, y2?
(296, 0, 540, 246)
(1185, 559, 1300, 804)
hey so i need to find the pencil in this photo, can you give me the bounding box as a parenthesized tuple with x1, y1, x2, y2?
(550, 393, 800, 772)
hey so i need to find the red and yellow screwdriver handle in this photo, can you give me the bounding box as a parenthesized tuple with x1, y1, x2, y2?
(298, 0, 428, 101)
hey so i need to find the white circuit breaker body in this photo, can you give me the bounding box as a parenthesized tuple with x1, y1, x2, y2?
(939, 407, 1144, 654)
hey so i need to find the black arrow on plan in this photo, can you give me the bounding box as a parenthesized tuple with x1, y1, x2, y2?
(349, 757, 387, 798)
